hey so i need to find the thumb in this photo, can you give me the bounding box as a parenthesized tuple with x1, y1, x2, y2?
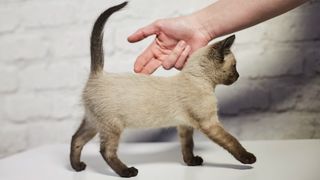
(127, 22, 160, 43)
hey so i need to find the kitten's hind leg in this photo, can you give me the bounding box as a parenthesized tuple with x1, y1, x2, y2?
(177, 126, 203, 166)
(200, 121, 256, 164)
(70, 118, 97, 171)
(99, 130, 138, 177)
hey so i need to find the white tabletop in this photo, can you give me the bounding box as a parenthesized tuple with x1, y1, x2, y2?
(0, 140, 319, 180)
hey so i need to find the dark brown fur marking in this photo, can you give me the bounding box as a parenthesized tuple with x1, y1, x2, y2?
(70, 118, 97, 171)
(90, 2, 128, 74)
(200, 123, 256, 164)
(177, 126, 203, 166)
(99, 131, 138, 177)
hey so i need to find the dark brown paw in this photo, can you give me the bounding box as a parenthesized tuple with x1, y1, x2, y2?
(238, 152, 256, 164)
(72, 162, 86, 172)
(119, 167, 138, 178)
(185, 156, 203, 166)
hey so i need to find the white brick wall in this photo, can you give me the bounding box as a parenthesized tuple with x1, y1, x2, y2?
(0, 0, 320, 158)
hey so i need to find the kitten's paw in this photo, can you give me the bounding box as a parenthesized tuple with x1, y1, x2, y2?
(72, 161, 87, 171)
(185, 156, 203, 166)
(238, 152, 256, 164)
(120, 167, 138, 178)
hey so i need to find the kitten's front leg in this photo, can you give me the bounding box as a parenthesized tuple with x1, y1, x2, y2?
(177, 126, 203, 166)
(200, 121, 256, 164)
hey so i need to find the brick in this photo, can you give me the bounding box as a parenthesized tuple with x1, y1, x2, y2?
(4, 93, 52, 122)
(0, 6, 20, 33)
(222, 112, 316, 140)
(287, 0, 320, 16)
(75, 0, 125, 23)
(0, 66, 18, 93)
(20, 1, 78, 28)
(130, 0, 213, 19)
(52, 93, 83, 120)
(0, 0, 25, 4)
(265, 8, 320, 42)
(0, 124, 28, 158)
(216, 79, 269, 114)
(70, 57, 91, 81)
(105, 51, 136, 73)
(250, 113, 316, 139)
(114, 19, 153, 54)
(19, 62, 82, 90)
(235, 23, 267, 44)
(295, 79, 320, 112)
(0, 32, 48, 61)
(236, 45, 304, 78)
(47, 25, 90, 58)
(0, 97, 7, 123)
(269, 82, 299, 111)
(26, 120, 78, 147)
(304, 47, 320, 76)
(313, 117, 320, 138)
(4, 91, 81, 122)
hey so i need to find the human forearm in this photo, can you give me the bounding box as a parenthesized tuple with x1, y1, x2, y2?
(190, 0, 309, 40)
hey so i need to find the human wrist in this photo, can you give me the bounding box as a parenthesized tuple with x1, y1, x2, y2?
(184, 14, 214, 44)
(189, 10, 220, 42)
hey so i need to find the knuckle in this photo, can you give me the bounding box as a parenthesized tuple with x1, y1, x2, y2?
(171, 50, 180, 57)
(154, 19, 164, 27)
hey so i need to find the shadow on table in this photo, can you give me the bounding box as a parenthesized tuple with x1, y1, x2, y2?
(204, 162, 252, 170)
(81, 143, 252, 176)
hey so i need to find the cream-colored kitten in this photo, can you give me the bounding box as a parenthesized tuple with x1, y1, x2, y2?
(70, 2, 256, 178)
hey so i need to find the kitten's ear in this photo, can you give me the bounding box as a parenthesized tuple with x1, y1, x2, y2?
(218, 35, 235, 56)
(217, 35, 236, 61)
(221, 34, 235, 50)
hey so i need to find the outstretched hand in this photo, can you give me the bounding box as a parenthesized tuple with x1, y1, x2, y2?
(128, 16, 211, 74)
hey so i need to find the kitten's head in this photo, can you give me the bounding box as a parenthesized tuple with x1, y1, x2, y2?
(184, 35, 239, 86)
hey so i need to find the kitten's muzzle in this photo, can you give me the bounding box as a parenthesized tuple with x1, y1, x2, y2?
(235, 72, 239, 80)
(224, 72, 239, 85)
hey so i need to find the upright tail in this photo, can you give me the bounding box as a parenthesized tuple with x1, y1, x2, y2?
(90, 2, 128, 74)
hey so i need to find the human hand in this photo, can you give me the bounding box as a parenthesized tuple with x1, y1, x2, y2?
(128, 16, 211, 74)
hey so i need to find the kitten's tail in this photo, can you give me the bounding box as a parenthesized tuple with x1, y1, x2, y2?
(90, 2, 128, 75)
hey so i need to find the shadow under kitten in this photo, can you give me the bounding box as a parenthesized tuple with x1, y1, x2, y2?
(78, 144, 252, 177)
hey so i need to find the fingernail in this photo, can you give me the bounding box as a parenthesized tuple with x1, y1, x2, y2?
(134, 66, 141, 73)
(163, 62, 173, 70)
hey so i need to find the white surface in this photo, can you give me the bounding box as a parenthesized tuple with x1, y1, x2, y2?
(0, 140, 319, 180)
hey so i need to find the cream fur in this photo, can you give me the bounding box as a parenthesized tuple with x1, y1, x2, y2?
(83, 48, 222, 132)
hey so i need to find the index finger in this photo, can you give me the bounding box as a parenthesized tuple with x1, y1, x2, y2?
(128, 23, 160, 43)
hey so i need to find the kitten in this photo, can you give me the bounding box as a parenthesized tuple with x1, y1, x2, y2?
(70, 1, 256, 178)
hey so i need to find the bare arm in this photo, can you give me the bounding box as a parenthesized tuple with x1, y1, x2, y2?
(128, 0, 308, 74)
(192, 0, 309, 40)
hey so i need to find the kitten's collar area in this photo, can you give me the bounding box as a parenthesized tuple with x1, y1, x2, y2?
(178, 72, 216, 91)
(179, 48, 218, 87)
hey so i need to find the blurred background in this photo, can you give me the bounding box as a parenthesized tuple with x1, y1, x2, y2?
(0, 0, 319, 158)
